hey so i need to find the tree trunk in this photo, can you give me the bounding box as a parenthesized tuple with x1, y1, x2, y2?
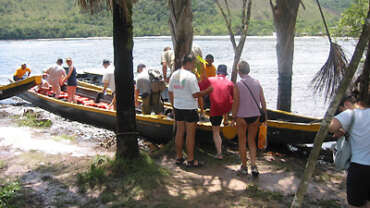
(359, 40, 370, 102)
(270, 0, 300, 112)
(113, 0, 139, 159)
(168, 0, 193, 70)
(291, 10, 370, 208)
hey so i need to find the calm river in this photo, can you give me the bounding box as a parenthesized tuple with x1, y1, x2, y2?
(0, 36, 357, 118)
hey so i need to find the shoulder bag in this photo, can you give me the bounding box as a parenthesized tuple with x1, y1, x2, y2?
(332, 110, 355, 171)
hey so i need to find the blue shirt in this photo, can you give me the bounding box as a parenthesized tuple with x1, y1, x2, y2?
(335, 108, 370, 166)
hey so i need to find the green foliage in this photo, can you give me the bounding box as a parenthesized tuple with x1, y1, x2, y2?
(334, 0, 369, 37)
(319, 0, 354, 12)
(14, 112, 52, 128)
(0, 181, 21, 208)
(76, 153, 170, 196)
(0, 0, 354, 39)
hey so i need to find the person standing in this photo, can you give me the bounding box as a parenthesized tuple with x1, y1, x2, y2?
(329, 95, 370, 208)
(135, 64, 152, 114)
(13, 63, 31, 81)
(44, 58, 66, 97)
(63, 58, 77, 103)
(101, 59, 116, 110)
(199, 54, 216, 81)
(231, 61, 267, 176)
(198, 64, 234, 159)
(161, 47, 175, 83)
(168, 55, 203, 167)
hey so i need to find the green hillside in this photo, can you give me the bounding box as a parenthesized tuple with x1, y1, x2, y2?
(0, 0, 354, 39)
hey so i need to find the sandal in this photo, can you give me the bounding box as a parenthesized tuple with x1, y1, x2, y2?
(216, 153, 223, 160)
(251, 165, 259, 177)
(175, 158, 185, 166)
(185, 160, 204, 168)
(237, 165, 248, 175)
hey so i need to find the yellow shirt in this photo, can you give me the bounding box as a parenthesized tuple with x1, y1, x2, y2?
(202, 63, 216, 80)
(14, 67, 31, 78)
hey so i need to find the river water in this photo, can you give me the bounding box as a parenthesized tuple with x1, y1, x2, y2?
(0, 36, 357, 118)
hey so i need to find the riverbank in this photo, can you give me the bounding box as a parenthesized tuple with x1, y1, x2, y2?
(0, 98, 347, 207)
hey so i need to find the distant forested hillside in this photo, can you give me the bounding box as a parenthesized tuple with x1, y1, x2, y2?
(0, 0, 354, 39)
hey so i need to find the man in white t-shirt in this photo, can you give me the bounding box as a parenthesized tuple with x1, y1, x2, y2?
(44, 58, 66, 97)
(168, 55, 203, 168)
(101, 59, 116, 110)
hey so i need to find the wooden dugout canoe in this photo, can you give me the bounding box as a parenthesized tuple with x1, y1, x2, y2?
(17, 84, 232, 144)
(77, 81, 334, 144)
(0, 76, 42, 100)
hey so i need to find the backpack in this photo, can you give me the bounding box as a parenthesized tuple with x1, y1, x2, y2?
(148, 69, 165, 93)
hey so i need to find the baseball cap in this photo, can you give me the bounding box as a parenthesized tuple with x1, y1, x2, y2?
(217, 64, 228, 75)
(102, 59, 111, 65)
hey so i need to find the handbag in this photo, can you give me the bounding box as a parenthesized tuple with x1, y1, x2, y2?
(241, 80, 266, 122)
(331, 110, 355, 171)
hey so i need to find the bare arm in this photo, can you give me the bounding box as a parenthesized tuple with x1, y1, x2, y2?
(135, 88, 140, 107)
(168, 91, 174, 108)
(329, 118, 346, 138)
(259, 86, 268, 121)
(192, 86, 213, 98)
(64, 66, 73, 82)
(231, 85, 240, 120)
(102, 81, 109, 93)
(162, 63, 168, 82)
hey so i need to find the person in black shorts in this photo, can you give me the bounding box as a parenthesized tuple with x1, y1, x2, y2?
(168, 55, 203, 168)
(329, 93, 370, 208)
(198, 64, 234, 160)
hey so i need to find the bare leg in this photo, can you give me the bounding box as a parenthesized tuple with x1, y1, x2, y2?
(237, 118, 247, 167)
(110, 94, 117, 110)
(212, 126, 222, 157)
(247, 120, 260, 167)
(185, 121, 197, 162)
(175, 121, 185, 160)
(71, 86, 76, 103)
(67, 86, 72, 102)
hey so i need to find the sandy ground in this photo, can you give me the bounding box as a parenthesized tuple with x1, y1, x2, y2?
(0, 98, 348, 207)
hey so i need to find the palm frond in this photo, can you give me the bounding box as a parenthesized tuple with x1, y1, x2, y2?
(311, 43, 348, 101)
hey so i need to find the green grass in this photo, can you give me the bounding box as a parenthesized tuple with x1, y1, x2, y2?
(76, 152, 171, 205)
(14, 113, 52, 128)
(0, 181, 21, 208)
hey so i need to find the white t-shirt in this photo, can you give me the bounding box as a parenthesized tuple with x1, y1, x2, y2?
(335, 108, 370, 166)
(102, 65, 115, 92)
(168, 69, 200, 110)
(46, 64, 65, 85)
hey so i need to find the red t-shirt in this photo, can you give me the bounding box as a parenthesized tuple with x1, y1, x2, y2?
(199, 75, 234, 117)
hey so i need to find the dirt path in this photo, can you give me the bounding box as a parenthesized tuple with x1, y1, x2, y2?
(0, 100, 348, 207)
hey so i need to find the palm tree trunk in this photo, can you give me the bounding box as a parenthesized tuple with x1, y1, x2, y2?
(291, 10, 370, 207)
(270, 0, 300, 112)
(168, 0, 193, 70)
(113, 0, 139, 159)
